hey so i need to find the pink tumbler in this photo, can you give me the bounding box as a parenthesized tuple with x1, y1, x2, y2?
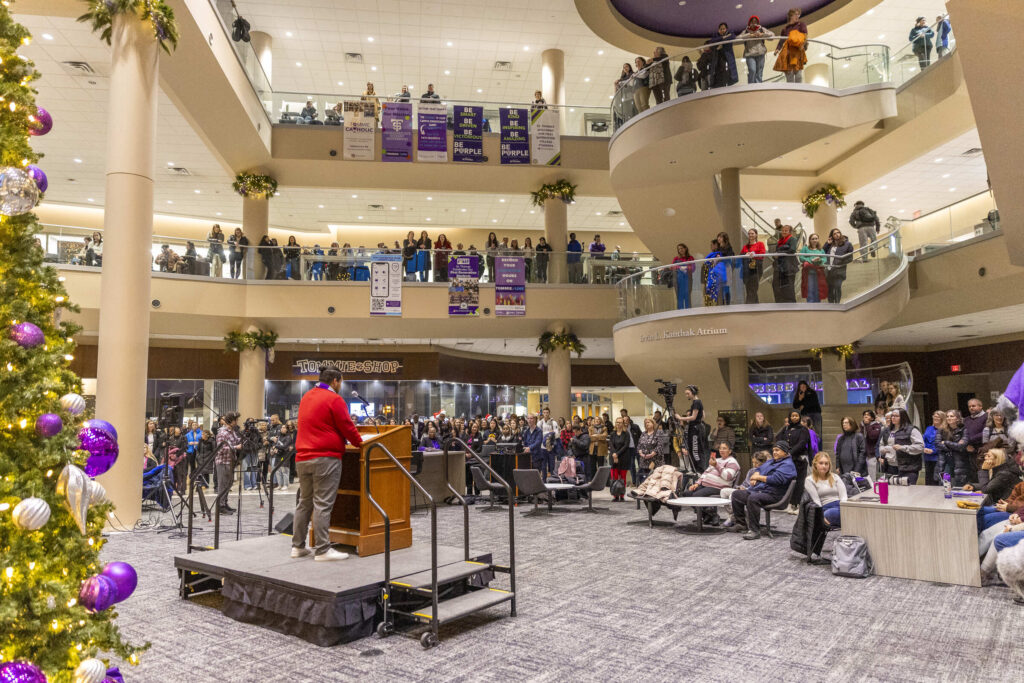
(873, 480, 889, 504)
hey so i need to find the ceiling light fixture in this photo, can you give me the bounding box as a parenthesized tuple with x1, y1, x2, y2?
(357, 215, 363, 219)
(337, 81, 344, 86)
(42, 33, 53, 40)
(598, 50, 604, 55)
(460, 208, 466, 212)
(167, 161, 174, 166)
(523, 46, 529, 51)
(446, 41, 453, 47)
(216, 212, 222, 216)
(73, 158, 82, 163)
(371, 66, 377, 71)
(619, 222, 625, 226)
(934, 157, 944, 163)
(367, 36, 374, 42)
(194, 189, 200, 194)
(949, 187, 957, 192)
(880, 185, 887, 190)
(877, 34, 885, 40)
(492, 219, 497, 223)
(167, 200, 173, 204)
(426, 196, 433, 201)
(444, 70, 450, 75)
(595, 212, 602, 216)
(498, 198, 505, 203)
(425, 217, 432, 221)
(318, 204, 324, 208)
(771, 206, 778, 210)
(476, 88, 483, 93)
(583, 77, 590, 82)
(295, 61, 302, 67)
(390, 206, 397, 210)
(86, 198, 94, 202)
(351, 194, 358, 198)
(285, 31, 293, 37)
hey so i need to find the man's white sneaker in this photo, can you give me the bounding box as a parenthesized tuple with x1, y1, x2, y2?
(290, 547, 311, 559)
(314, 548, 350, 562)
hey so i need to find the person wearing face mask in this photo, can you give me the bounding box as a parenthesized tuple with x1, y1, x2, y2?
(739, 15, 774, 83)
(776, 411, 810, 514)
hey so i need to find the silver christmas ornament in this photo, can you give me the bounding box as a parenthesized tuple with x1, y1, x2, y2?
(0, 166, 41, 216)
(73, 658, 107, 683)
(56, 464, 90, 534)
(12, 497, 51, 531)
(88, 479, 109, 506)
(60, 392, 86, 415)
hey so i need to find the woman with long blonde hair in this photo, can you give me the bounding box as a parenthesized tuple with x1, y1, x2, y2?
(806, 451, 846, 526)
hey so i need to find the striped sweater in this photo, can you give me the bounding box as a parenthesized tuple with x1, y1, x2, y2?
(697, 456, 740, 489)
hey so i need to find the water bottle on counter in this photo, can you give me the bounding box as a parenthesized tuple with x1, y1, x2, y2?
(942, 472, 952, 499)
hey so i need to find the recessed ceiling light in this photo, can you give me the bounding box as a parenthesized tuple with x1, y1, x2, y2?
(73, 158, 82, 163)
(569, 108, 575, 112)
(318, 204, 324, 208)
(337, 81, 344, 86)
(444, 70, 450, 75)
(295, 62, 302, 67)
(735, 3, 742, 8)
(426, 196, 433, 201)
(351, 194, 358, 198)
(86, 198, 94, 202)
(942, 173, 951, 178)
(934, 157, 944, 163)
(367, 36, 374, 42)
(446, 41, 453, 47)
(425, 217, 432, 221)
(370, 66, 377, 71)
(216, 212, 222, 216)
(890, 198, 897, 202)
(786, 216, 792, 220)
(498, 198, 505, 203)
(583, 77, 590, 82)
(880, 185, 887, 189)
(476, 88, 483, 93)
(866, 8, 874, 14)
(598, 50, 604, 55)
(898, 209, 905, 213)
(877, 34, 886, 40)
(167, 161, 174, 166)
(771, 206, 779, 210)
(41, 33, 53, 40)
(460, 208, 466, 212)
(949, 187, 957, 192)
(167, 200, 173, 204)
(357, 215, 363, 219)
(523, 46, 529, 51)
(492, 219, 497, 223)
(678, 0, 686, 5)
(285, 31, 293, 37)
(390, 206, 397, 210)
(595, 212, 602, 216)
(194, 189, 200, 194)
(529, 210, 535, 214)
(619, 222, 625, 226)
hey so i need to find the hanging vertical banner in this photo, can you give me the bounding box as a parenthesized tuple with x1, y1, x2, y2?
(370, 253, 403, 316)
(453, 106, 484, 162)
(381, 101, 412, 162)
(417, 101, 448, 162)
(530, 108, 561, 166)
(447, 255, 480, 316)
(499, 107, 530, 164)
(494, 256, 526, 317)
(343, 100, 376, 160)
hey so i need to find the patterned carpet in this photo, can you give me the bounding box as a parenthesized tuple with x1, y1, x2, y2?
(101, 489, 1023, 682)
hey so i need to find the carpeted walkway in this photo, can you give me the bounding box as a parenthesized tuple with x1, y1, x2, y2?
(102, 490, 1022, 682)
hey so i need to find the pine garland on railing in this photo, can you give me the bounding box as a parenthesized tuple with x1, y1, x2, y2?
(529, 179, 577, 208)
(537, 331, 587, 357)
(808, 342, 860, 359)
(232, 172, 278, 200)
(224, 329, 279, 362)
(78, 0, 179, 53)
(801, 183, 846, 218)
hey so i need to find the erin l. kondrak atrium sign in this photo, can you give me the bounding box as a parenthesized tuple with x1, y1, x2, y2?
(640, 327, 727, 343)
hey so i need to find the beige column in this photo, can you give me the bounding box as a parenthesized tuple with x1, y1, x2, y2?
(820, 353, 848, 406)
(727, 356, 749, 409)
(541, 48, 565, 129)
(814, 201, 838, 236)
(95, 14, 159, 527)
(545, 322, 572, 420)
(544, 196, 568, 283)
(720, 168, 742, 244)
(250, 31, 273, 87)
(237, 345, 266, 421)
(242, 195, 269, 279)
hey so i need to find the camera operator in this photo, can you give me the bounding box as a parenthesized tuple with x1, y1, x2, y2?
(214, 412, 242, 514)
(239, 418, 266, 490)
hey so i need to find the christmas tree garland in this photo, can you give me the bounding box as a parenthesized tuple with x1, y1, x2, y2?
(232, 172, 278, 200)
(536, 331, 587, 357)
(529, 179, 577, 208)
(801, 183, 846, 219)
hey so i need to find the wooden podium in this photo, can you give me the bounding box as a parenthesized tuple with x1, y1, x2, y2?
(318, 425, 412, 556)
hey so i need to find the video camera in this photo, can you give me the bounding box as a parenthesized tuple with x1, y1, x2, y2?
(654, 379, 677, 409)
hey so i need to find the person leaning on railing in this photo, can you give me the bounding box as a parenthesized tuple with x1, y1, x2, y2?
(648, 47, 672, 104)
(740, 228, 766, 304)
(772, 224, 798, 302)
(739, 15, 775, 84)
(207, 224, 225, 277)
(674, 56, 697, 97)
(631, 56, 651, 113)
(709, 22, 739, 87)
(824, 228, 854, 303)
(671, 243, 695, 310)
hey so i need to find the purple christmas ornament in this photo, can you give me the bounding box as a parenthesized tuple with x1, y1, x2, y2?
(26, 165, 47, 194)
(78, 427, 119, 477)
(35, 413, 62, 438)
(84, 418, 117, 441)
(79, 574, 118, 613)
(0, 660, 47, 683)
(10, 321, 44, 348)
(101, 561, 138, 602)
(27, 107, 52, 136)
(104, 668, 124, 683)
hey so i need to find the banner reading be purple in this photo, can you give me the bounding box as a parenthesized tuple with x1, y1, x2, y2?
(447, 255, 480, 316)
(499, 107, 530, 164)
(381, 101, 412, 162)
(494, 256, 525, 317)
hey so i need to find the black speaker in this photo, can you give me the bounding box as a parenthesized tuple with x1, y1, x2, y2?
(274, 512, 294, 535)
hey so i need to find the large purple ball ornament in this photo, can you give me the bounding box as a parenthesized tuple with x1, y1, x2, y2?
(83, 418, 117, 442)
(27, 107, 52, 136)
(78, 427, 119, 477)
(79, 574, 118, 613)
(35, 413, 62, 438)
(104, 668, 124, 683)
(0, 661, 47, 683)
(101, 561, 138, 602)
(10, 321, 44, 348)
(26, 165, 47, 194)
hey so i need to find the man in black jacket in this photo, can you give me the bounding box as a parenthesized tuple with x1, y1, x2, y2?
(773, 224, 798, 302)
(776, 410, 810, 514)
(848, 200, 881, 262)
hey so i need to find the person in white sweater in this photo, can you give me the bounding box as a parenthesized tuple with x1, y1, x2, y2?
(680, 441, 741, 525)
(805, 451, 847, 527)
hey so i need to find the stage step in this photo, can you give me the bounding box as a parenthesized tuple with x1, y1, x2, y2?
(410, 587, 514, 624)
(391, 560, 491, 591)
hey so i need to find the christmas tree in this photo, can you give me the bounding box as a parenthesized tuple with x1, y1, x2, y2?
(0, 4, 146, 682)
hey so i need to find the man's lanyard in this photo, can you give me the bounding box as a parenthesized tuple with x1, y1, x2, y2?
(316, 382, 331, 391)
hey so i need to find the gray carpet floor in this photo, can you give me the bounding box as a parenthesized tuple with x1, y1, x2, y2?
(100, 490, 1023, 682)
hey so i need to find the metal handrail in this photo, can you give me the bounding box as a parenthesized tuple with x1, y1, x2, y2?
(444, 436, 516, 614)
(364, 441, 439, 635)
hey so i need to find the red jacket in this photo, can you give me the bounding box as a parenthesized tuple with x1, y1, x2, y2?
(295, 386, 363, 462)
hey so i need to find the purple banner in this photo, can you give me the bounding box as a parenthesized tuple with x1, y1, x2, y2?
(447, 255, 480, 316)
(382, 101, 412, 162)
(417, 101, 448, 162)
(499, 107, 530, 165)
(495, 256, 525, 317)
(453, 106, 484, 163)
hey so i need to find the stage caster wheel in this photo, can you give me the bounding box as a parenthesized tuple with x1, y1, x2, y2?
(376, 622, 394, 638)
(420, 632, 439, 649)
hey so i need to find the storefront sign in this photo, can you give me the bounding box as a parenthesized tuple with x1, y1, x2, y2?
(453, 106, 484, 162)
(417, 101, 448, 162)
(717, 410, 748, 454)
(448, 255, 480, 316)
(343, 100, 376, 160)
(529, 107, 560, 166)
(292, 359, 403, 376)
(381, 101, 412, 162)
(494, 256, 525, 316)
(499, 107, 530, 164)
(639, 327, 728, 342)
(370, 252, 402, 316)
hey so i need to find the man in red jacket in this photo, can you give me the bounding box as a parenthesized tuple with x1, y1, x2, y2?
(291, 367, 363, 561)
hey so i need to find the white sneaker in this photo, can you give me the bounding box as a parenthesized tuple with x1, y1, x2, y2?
(785, 504, 799, 515)
(314, 548, 349, 562)
(290, 547, 311, 559)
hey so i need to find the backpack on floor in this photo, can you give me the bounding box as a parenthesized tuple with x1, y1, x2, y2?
(831, 535, 874, 578)
(609, 478, 626, 498)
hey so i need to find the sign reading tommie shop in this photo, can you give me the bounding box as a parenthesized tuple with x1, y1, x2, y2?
(639, 327, 728, 342)
(529, 107, 560, 166)
(343, 100, 376, 160)
(499, 107, 530, 164)
(292, 359, 403, 377)
(370, 252, 402, 316)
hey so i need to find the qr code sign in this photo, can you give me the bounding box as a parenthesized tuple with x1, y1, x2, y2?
(371, 298, 385, 312)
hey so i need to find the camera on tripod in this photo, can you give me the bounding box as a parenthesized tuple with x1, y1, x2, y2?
(654, 379, 677, 411)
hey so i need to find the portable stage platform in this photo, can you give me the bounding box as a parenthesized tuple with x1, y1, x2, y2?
(174, 535, 497, 646)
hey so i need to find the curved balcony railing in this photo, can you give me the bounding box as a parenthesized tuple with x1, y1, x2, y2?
(611, 37, 891, 130)
(38, 225, 657, 285)
(749, 361, 913, 410)
(617, 223, 905, 322)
